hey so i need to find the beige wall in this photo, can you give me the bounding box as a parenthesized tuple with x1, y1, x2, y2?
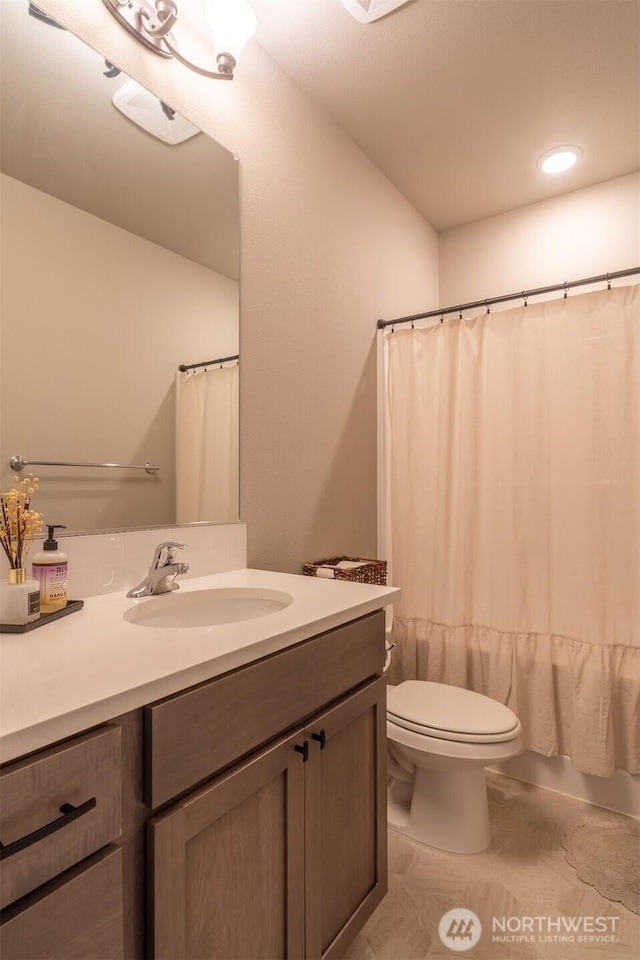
(1, 174, 238, 531)
(36, 0, 439, 573)
(440, 172, 640, 307)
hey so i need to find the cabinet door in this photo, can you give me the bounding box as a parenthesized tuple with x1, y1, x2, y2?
(149, 731, 306, 960)
(0, 845, 124, 960)
(304, 678, 387, 960)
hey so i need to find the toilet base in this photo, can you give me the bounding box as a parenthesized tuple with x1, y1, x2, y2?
(388, 765, 491, 854)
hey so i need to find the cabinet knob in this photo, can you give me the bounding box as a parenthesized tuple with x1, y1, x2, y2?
(311, 729, 326, 750)
(294, 741, 309, 763)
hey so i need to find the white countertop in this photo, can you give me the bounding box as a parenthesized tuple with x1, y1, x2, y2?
(0, 569, 399, 764)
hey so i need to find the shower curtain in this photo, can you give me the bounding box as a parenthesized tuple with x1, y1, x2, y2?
(176, 364, 239, 523)
(387, 283, 639, 777)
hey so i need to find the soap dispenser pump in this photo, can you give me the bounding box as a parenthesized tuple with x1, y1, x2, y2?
(32, 525, 68, 613)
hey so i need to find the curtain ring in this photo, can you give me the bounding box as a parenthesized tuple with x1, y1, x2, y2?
(607, 273, 612, 291)
(485, 299, 490, 315)
(458, 307, 462, 320)
(411, 320, 415, 329)
(440, 313, 444, 324)
(563, 282, 568, 299)
(523, 292, 528, 307)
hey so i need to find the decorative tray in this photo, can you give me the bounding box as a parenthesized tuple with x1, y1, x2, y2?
(1, 599, 85, 634)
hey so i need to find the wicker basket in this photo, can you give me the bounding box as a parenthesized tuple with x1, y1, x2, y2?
(303, 556, 387, 586)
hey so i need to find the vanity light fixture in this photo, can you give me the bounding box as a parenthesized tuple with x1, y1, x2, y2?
(537, 146, 582, 174)
(102, 0, 257, 80)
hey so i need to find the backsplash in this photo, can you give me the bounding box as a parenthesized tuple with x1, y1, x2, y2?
(46, 522, 247, 599)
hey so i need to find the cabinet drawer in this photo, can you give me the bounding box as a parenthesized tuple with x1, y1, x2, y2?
(0, 725, 121, 909)
(310, 610, 384, 712)
(145, 611, 384, 808)
(0, 845, 124, 959)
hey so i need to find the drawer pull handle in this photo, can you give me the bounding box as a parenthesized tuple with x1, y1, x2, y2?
(0, 797, 97, 860)
(294, 741, 309, 763)
(311, 729, 326, 749)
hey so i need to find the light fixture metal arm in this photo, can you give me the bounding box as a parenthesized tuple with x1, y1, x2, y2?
(102, 0, 236, 79)
(138, 0, 178, 38)
(161, 33, 235, 80)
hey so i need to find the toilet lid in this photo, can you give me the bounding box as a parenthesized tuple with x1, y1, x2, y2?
(387, 681, 520, 742)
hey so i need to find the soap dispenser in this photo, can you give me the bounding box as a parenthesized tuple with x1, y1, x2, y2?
(32, 525, 68, 613)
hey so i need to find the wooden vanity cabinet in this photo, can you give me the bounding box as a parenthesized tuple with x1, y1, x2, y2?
(149, 678, 387, 960)
(147, 611, 387, 960)
(144, 611, 384, 810)
(0, 609, 387, 960)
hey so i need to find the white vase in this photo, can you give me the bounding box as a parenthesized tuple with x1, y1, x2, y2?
(0, 568, 41, 624)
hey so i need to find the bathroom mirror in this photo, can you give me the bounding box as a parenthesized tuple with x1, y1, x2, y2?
(0, 1, 240, 533)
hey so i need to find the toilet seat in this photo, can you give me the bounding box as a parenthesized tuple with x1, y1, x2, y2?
(387, 680, 520, 744)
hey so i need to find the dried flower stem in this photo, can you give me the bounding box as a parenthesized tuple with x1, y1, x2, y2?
(0, 476, 44, 571)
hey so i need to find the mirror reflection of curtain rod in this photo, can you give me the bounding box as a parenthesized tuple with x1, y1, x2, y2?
(179, 355, 239, 372)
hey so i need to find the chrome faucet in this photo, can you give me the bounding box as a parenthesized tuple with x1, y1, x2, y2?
(126, 542, 189, 598)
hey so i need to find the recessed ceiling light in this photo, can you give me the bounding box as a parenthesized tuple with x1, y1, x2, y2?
(538, 146, 582, 174)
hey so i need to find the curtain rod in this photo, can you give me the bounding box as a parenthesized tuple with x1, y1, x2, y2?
(179, 354, 239, 372)
(376, 266, 640, 330)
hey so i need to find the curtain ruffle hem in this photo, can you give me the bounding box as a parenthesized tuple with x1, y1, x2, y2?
(390, 617, 639, 778)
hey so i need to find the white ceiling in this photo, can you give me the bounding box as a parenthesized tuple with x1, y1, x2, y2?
(252, 0, 640, 231)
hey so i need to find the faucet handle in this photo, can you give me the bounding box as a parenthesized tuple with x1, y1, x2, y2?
(151, 541, 187, 568)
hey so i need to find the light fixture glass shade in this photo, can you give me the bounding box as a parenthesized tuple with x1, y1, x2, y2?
(206, 0, 257, 66)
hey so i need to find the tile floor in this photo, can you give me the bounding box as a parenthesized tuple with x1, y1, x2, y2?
(347, 773, 640, 960)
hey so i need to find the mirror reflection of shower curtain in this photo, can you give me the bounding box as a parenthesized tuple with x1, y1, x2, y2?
(176, 364, 239, 523)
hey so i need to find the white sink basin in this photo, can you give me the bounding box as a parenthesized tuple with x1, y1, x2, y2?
(124, 587, 294, 629)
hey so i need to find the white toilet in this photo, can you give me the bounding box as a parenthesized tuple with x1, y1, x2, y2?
(386, 680, 522, 854)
